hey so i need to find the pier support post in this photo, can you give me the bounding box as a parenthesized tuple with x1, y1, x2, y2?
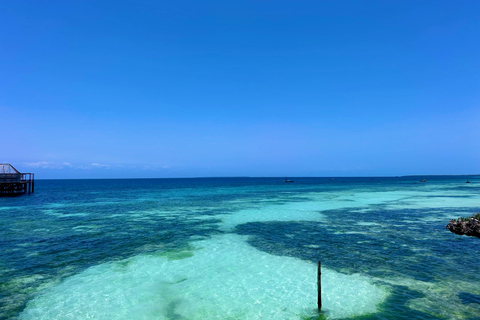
(317, 261, 322, 310)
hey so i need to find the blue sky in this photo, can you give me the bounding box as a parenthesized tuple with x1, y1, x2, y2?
(1, 0, 479, 179)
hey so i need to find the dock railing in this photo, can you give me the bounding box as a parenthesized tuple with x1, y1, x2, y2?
(21, 173, 35, 193)
(0, 164, 34, 195)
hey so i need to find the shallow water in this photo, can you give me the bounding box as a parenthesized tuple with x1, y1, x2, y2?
(1, 177, 479, 319)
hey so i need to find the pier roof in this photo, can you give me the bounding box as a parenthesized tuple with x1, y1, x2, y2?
(0, 164, 20, 174)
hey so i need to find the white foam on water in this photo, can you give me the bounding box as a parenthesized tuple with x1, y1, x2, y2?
(0, 206, 16, 211)
(333, 231, 370, 235)
(43, 209, 91, 218)
(357, 222, 381, 226)
(20, 234, 388, 320)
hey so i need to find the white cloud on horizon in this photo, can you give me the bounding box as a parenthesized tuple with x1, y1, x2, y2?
(23, 161, 172, 171)
(23, 161, 63, 169)
(90, 163, 112, 169)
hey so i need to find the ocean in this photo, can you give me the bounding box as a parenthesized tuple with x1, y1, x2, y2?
(1, 177, 479, 319)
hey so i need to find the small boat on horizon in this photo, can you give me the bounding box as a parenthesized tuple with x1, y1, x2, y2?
(284, 177, 294, 183)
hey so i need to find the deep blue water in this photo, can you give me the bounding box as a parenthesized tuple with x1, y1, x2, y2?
(1, 177, 479, 319)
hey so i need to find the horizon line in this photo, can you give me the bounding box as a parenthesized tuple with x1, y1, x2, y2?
(33, 174, 479, 181)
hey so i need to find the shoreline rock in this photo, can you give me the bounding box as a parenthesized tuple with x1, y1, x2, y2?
(446, 218, 480, 238)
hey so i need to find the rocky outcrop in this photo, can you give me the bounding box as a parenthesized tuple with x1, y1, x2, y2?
(446, 218, 480, 238)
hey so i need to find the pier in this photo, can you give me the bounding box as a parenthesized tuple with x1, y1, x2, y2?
(0, 164, 34, 196)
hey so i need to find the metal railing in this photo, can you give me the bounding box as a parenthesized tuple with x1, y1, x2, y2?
(0, 164, 35, 195)
(21, 172, 34, 183)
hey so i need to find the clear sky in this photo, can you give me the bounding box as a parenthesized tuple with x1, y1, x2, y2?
(1, 0, 479, 179)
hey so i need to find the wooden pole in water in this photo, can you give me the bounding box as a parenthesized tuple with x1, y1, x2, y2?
(317, 260, 322, 310)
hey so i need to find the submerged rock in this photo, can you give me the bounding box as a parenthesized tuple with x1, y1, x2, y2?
(446, 218, 480, 238)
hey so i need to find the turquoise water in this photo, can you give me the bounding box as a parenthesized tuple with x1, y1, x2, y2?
(1, 177, 479, 319)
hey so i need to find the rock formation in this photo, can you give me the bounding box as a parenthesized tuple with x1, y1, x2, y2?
(446, 218, 480, 239)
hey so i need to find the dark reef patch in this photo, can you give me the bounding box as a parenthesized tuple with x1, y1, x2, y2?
(459, 292, 480, 305)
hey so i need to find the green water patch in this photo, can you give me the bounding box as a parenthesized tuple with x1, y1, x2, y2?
(3, 179, 320, 318)
(3, 177, 480, 319)
(0, 208, 223, 319)
(158, 249, 195, 261)
(19, 234, 388, 320)
(234, 202, 480, 319)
